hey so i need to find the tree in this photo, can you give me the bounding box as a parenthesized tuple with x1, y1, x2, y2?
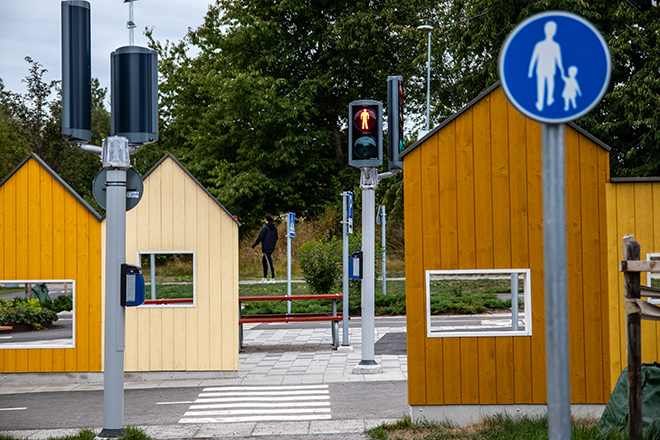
(0, 57, 110, 207)
(427, 0, 660, 176)
(149, 0, 436, 230)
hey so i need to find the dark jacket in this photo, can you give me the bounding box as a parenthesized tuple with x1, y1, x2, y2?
(252, 223, 278, 253)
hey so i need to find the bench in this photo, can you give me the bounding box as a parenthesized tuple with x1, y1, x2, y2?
(0, 326, 12, 332)
(239, 293, 344, 349)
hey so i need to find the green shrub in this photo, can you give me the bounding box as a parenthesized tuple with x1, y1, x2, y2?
(0, 298, 58, 330)
(298, 237, 342, 294)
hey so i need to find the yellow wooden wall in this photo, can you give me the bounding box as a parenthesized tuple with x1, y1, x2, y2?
(606, 180, 660, 389)
(115, 155, 239, 372)
(404, 86, 611, 406)
(0, 155, 102, 373)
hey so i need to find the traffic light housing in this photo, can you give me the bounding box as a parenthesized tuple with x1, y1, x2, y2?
(348, 100, 382, 168)
(387, 76, 404, 170)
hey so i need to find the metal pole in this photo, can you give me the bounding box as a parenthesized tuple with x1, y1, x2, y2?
(353, 168, 381, 373)
(287, 231, 292, 314)
(128, 1, 134, 46)
(150, 253, 156, 300)
(511, 272, 518, 331)
(100, 164, 128, 437)
(381, 206, 386, 296)
(341, 192, 350, 347)
(426, 30, 431, 132)
(542, 123, 571, 440)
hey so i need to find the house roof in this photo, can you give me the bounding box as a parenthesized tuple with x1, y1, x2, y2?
(399, 81, 611, 161)
(142, 153, 241, 227)
(0, 153, 102, 222)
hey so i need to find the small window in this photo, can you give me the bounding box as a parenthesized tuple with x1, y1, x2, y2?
(0, 280, 75, 349)
(425, 269, 532, 338)
(138, 252, 195, 307)
(646, 253, 660, 304)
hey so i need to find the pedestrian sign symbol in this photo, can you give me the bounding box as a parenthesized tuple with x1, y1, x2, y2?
(499, 11, 610, 124)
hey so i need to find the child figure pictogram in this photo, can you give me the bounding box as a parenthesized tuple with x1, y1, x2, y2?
(561, 66, 582, 111)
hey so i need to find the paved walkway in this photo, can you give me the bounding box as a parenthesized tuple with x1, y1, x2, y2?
(0, 317, 408, 439)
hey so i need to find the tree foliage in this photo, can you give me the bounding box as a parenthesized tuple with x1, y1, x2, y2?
(0, 57, 110, 208)
(150, 0, 435, 230)
(428, 0, 660, 176)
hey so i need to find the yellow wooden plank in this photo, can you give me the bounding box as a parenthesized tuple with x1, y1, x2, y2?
(40, 165, 53, 280)
(173, 308, 187, 370)
(209, 205, 223, 370)
(136, 308, 151, 371)
(438, 124, 458, 269)
(490, 88, 512, 268)
(149, 307, 162, 371)
(3, 175, 17, 280)
(161, 307, 174, 371)
(473, 95, 494, 269)
(0, 183, 4, 280)
(443, 338, 462, 404)
(460, 338, 479, 404)
(149, 166, 162, 251)
(404, 147, 428, 405)
(477, 337, 497, 404)
(455, 108, 476, 269)
(16, 350, 28, 373)
(76, 204, 90, 372)
(185, 176, 198, 370)
(196, 190, 211, 370)
(565, 126, 586, 403)
(605, 183, 621, 391)
(425, 339, 444, 404)
(64, 193, 78, 371)
(652, 184, 660, 366)
(161, 159, 174, 251)
(421, 121, 441, 271)
(52, 184, 65, 279)
(172, 159, 187, 250)
(616, 184, 636, 374)
(27, 159, 41, 280)
(495, 337, 514, 404)
(89, 218, 103, 372)
(16, 165, 29, 280)
(525, 118, 547, 404)
(124, 309, 139, 372)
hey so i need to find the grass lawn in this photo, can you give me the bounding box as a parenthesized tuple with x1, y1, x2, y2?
(365, 415, 611, 440)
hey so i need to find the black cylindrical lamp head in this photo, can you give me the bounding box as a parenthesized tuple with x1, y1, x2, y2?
(110, 46, 158, 145)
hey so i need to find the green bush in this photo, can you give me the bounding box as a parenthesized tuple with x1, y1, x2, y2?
(298, 237, 342, 294)
(0, 297, 59, 330)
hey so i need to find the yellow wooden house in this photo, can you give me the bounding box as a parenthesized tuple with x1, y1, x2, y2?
(111, 153, 240, 373)
(0, 154, 103, 375)
(400, 82, 621, 423)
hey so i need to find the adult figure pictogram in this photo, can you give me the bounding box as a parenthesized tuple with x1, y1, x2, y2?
(360, 108, 370, 129)
(528, 21, 565, 112)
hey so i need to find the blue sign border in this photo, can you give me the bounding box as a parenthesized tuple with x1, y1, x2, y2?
(498, 11, 611, 124)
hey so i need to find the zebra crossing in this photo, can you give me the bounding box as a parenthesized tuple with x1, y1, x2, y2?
(178, 384, 331, 424)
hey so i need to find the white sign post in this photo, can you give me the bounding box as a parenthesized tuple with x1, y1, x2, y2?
(499, 11, 610, 440)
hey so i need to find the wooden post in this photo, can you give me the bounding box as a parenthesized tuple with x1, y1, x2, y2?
(623, 235, 642, 440)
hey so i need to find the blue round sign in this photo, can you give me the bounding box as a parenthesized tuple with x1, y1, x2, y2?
(499, 11, 611, 124)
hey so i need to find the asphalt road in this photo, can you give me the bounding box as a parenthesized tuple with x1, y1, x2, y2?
(0, 381, 409, 431)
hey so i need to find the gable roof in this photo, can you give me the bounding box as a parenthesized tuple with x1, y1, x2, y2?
(0, 153, 102, 222)
(399, 81, 611, 161)
(143, 153, 241, 227)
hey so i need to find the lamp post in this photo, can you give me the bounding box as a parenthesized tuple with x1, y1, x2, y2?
(417, 25, 433, 135)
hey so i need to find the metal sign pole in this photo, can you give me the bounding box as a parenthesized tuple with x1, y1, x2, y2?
(287, 213, 294, 314)
(99, 136, 130, 438)
(542, 123, 571, 440)
(341, 192, 351, 348)
(381, 206, 386, 296)
(353, 168, 382, 373)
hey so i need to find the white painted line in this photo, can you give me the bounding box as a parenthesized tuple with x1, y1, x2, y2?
(0, 336, 12, 339)
(0, 407, 27, 411)
(202, 385, 328, 392)
(156, 401, 195, 405)
(199, 390, 329, 397)
(184, 408, 331, 416)
(195, 395, 330, 403)
(190, 401, 330, 409)
(179, 414, 332, 424)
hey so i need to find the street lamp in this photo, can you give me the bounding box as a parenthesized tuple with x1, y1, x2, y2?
(417, 25, 433, 135)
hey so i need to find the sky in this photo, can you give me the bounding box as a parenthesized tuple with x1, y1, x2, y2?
(0, 0, 214, 100)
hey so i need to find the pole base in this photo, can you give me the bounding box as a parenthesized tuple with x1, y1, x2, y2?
(337, 345, 354, 353)
(97, 428, 126, 438)
(352, 361, 383, 375)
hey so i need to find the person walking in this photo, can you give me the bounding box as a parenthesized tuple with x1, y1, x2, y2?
(252, 214, 278, 282)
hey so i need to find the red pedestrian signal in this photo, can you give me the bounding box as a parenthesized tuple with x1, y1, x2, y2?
(348, 100, 382, 168)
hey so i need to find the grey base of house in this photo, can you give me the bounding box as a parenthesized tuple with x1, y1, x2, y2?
(1, 370, 238, 385)
(411, 404, 606, 427)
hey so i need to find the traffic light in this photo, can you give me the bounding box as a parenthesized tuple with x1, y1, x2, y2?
(348, 100, 383, 168)
(387, 76, 404, 170)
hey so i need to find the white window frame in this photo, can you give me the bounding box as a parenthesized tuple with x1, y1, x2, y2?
(425, 269, 532, 338)
(0, 279, 76, 349)
(137, 251, 196, 308)
(646, 253, 660, 304)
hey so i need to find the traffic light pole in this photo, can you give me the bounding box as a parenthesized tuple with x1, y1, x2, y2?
(353, 167, 399, 374)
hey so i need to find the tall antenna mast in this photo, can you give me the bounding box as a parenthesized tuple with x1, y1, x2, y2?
(124, 0, 137, 45)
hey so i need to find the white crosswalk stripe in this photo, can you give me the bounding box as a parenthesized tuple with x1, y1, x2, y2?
(179, 384, 331, 424)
